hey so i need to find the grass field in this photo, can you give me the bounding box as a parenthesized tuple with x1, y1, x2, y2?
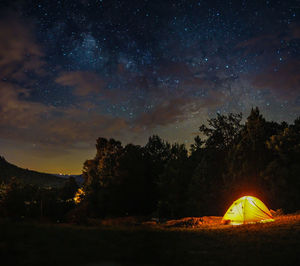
(1, 214, 299, 266)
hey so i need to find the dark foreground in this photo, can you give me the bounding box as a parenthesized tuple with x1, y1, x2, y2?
(1, 215, 299, 266)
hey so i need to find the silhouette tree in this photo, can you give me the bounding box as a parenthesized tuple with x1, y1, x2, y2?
(157, 143, 189, 218)
(73, 109, 300, 219)
(263, 117, 300, 211)
(199, 112, 242, 151)
(59, 176, 79, 201)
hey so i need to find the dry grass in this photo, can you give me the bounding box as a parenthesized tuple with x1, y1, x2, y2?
(0, 214, 299, 266)
(163, 214, 300, 229)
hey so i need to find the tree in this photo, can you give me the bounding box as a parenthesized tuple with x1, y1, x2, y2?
(227, 108, 272, 181)
(145, 135, 171, 166)
(187, 147, 225, 216)
(222, 108, 287, 208)
(199, 112, 242, 151)
(157, 143, 189, 218)
(80, 138, 124, 217)
(190, 136, 204, 155)
(110, 144, 155, 215)
(0, 178, 38, 219)
(59, 176, 79, 201)
(263, 117, 300, 211)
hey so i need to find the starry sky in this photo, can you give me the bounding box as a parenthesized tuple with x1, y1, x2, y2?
(0, 0, 299, 174)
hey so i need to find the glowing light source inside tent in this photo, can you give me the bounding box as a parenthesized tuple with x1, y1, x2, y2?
(222, 196, 274, 225)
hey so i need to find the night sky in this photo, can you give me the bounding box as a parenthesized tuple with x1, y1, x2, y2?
(0, 0, 299, 174)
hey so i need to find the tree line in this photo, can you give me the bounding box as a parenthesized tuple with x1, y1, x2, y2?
(1, 107, 299, 222)
(75, 107, 300, 220)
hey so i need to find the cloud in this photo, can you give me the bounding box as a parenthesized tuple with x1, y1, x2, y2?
(55, 71, 106, 96)
(252, 60, 300, 98)
(0, 82, 49, 129)
(134, 98, 192, 128)
(134, 90, 225, 129)
(56, 70, 131, 104)
(236, 23, 300, 56)
(0, 14, 45, 80)
(236, 24, 300, 99)
(236, 34, 279, 52)
(39, 107, 129, 146)
(290, 24, 300, 39)
(0, 80, 129, 148)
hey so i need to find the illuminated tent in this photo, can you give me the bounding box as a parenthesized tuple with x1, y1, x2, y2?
(222, 196, 274, 225)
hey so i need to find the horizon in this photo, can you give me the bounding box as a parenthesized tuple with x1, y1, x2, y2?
(2, 107, 299, 175)
(0, 0, 299, 173)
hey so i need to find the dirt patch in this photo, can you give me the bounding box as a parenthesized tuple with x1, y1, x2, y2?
(95, 216, 223, 228)
(79, 214, 300, 230)
(164, 216, 222, 228)
(97, 216, 145, 226)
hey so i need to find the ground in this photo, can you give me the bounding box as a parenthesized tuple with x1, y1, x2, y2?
(1, 214, 299, 266)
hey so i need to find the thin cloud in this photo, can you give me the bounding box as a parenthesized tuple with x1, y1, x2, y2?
(134, 90, 226, 129)
(0, 14, 45, 80)
(55, 71, 106, 96)
(252, 60, 300, 98)
(0, 80, 129, 148)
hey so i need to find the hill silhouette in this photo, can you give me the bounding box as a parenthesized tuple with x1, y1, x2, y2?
(0, 156, 66, 187)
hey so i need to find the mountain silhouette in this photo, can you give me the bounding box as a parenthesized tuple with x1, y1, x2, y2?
(0, 156, 66, 187)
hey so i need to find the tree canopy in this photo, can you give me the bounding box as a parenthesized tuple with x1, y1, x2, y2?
(76, 108, 300, 218)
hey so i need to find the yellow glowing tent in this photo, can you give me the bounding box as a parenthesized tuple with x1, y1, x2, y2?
(222, 196, 274, 225)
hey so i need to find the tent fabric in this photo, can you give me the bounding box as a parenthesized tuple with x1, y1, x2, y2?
(222, 196, 274, 225)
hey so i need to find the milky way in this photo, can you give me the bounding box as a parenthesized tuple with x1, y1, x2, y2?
(0, 0, 299, 173)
